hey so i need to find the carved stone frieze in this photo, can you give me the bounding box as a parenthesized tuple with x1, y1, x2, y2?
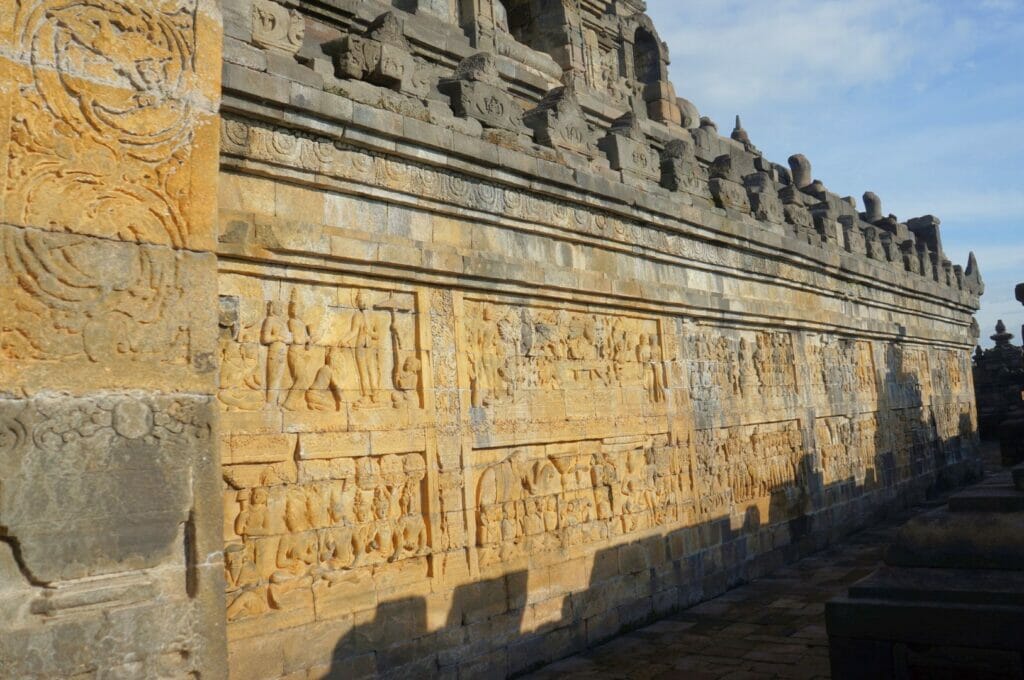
(217, 276, 426, 417)
(461, 300, 669, 428)
(474, 434, 693, 566)
(223, 449, 430, 625)
(218, 117, 866, 293)
(805, 335, 878, 403)
(693, 420, 806, 518)
(815, 414, 881, 487)
(682, 327, 798, 428)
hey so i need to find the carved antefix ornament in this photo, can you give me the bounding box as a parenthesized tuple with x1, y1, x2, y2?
(660, 137, 708, 196)
(744, 172, 784, 224)
(600, 112, 660, 183)
(439, 53, 525, 134)
(523, 83, 599, 160)
(325, 12, 427, 97)
(708, 154, 751, 214)
(252, 0, 304, 54)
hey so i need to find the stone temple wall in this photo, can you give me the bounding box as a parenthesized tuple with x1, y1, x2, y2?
(0, 1, 984, 678)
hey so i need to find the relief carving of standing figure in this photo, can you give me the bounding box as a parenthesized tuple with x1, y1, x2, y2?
(469, 305, 506, 408)
(283, 294, 323, 411)
(261, 301, 292, 408)
(343, 291, 384, 406)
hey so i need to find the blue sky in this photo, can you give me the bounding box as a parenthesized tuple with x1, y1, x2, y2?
(646, 0, 1024, 347)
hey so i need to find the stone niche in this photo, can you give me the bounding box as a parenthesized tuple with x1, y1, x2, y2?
(0, 0, 986, 678)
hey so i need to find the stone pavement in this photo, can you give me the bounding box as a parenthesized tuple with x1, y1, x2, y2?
(522, 506, 941, 679)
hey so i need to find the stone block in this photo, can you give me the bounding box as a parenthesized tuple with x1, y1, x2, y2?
(0, 394, 214, 583)
(298, 431, 371, 459)
(0, 228, 218, 396)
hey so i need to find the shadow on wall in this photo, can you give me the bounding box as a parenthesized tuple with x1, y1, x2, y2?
(313, 347, 981, 679)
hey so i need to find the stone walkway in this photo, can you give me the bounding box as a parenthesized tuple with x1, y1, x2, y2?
(522, 508, 930, 680)
(524, 442, 1000, 680)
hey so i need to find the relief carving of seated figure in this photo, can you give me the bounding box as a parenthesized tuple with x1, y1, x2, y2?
(306, 347, 342, 412)
(235, 488, 271, 537)
(395, 514, 428, 559)
(317, 526, 356, 574)
(269, 532, 316, 609)
(219, 342, 264, 411)
(224, 543, 266, 621)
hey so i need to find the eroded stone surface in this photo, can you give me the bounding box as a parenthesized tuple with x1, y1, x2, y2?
(0, 394, 213, 583)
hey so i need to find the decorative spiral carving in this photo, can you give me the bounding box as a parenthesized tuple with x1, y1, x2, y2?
(17, 0, 197, 163)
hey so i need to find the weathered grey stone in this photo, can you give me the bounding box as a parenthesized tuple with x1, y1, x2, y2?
(0, 394, 214, 583)
(523, 83, 599, 159)
(744, 171, 784, 224)
(788, 153, 813, 189)
(599, 112, 660, 182)
(439, 53, 526, 134)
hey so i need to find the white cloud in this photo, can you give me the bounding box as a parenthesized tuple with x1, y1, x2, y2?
(649, 0, 938, 111)
(645, 0, 1024, 342)
(646, 0, 1016, 116)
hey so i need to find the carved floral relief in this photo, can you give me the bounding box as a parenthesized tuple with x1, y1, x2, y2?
(4, 0, 207, 247)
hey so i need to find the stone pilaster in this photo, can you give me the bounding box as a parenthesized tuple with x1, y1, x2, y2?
(0, 1, 225, 676)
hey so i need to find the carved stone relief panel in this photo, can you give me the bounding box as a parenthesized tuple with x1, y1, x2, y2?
(223, 449, 431, 633)
(884, 344, 933, 409)
(2, 0, 219, 249)
(815, 414, 881, 488)
(805, 335, 878, 408)
(460, 299, 670, 441)
(932, 399, 978, 464)
(217, 274, 426, 428)
(930, 348, 969, 397)
(882, 407, 939, 485)
(472, 433, 693, 567)
(692, 420, 806, 520)
(682, 327, 799, 427)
